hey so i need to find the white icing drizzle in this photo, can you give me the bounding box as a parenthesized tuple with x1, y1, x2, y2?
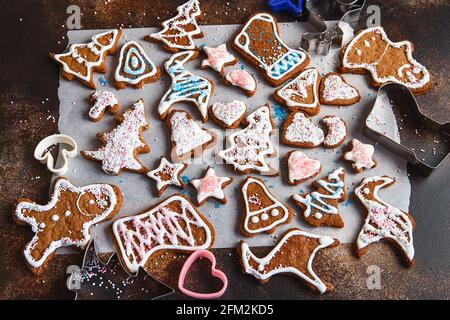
(322, 116, 347, 147)
(147, 157, 185, 192)
(191, 168, 231, 204)
(276, 68, 319, 109)
(210, 100, 246, 126)
(201, 43, 236, 73)
(284, 112, 324, 147)
(224, 69, 257, 92)
(321, 74, 359, 102)
(344, 139, 376, 171)
(89, 90, 118, 120)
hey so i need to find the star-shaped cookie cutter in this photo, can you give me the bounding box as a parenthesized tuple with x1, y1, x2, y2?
(34, 134, 78, 176)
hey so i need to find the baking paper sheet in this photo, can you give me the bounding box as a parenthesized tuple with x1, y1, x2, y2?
(56, 22, 410, 253)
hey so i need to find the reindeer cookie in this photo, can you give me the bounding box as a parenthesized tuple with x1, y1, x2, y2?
(88, 90, 119, 122)
(112, 193, 214, 274)
(50, 29, 121, 89)
(354, 176, 415, 267)
(159, 50, 213, 122)
(238, 228, 339, 294)
(292, 167, 346, 228)
(281, 111, 324, 148)
(319, 73, 360, 106)
(14, 177, 122, 274)
(340, 26, 431, 94)
(233, 13, 309, 86)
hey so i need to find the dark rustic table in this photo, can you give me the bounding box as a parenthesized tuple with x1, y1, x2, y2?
(1, 0, 449, 300)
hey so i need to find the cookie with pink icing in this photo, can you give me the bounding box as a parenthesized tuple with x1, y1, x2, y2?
(322, 115, 347, 148)
(281, 112, 324, 148)
(223, 69, 257, 97)
(88, 90, 119, 122)
(147, 157, 188, 197)
(190, 167, 233, 206)
(201, 43, 237, 75)
(286, 151, 321, 185)
(319, 72, 360, 106)
(209, 100, 247, 129)
(81, 99, 150, 175)
(344, 139, 376, 172)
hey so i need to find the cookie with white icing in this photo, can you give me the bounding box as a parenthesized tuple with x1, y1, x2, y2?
(201, 43, 237, 75)
(147, 157, 188, 197)
(209, 100, 247, 129)
(319, 72, 360, 106)
(274, 68, 321, 115)
(190, 167, 233, 206)
(281, 111, 324, 148)
(343, 139, 376, 173)
(322, 115, 347, 148)
(223, 69, 257, 97)
(88, 90, 119, 122)
(240, 177, 293, 237)
(286, 151, 321, 185)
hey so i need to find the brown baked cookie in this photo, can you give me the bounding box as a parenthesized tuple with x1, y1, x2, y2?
(281, 111, 324, 148)
(166, 109, 217, 162)
(319, 72, 360, 106)
(343, 139, 377, 173)
(240, 176, 293, 237)
(340, 26, 431, 95)
(291, 167, 346, 228)
(354, 176, 415, 267)
(14, 177, 122, 275)
(274, 68, 321, 115)
(237, 228, 339, 294)
(322, 115, 347, 148)
(50, 29, 121, 89)
(286, 150, 321, 185)
(209, 100, 247, 129)
(145, 0, 203, 53)
(200, 43, 238, 75)
(191, 167, 233, 206)
(146, 157, 188, 197)
(232, 12, 309, 87)
(82, 99, 150, 175)
(88, 90, 120, 122)
(112, 193, 215, 274)
(223, 69, 257, 97)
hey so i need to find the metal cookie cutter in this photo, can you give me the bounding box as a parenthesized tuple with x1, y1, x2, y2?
(34, 134, 78, 176)
(365, 83, 450, 176)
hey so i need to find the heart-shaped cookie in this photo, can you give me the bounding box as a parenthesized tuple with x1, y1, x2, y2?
(287, 151, 322, 185)
(178, 250, 228, 299)
(209, 100, 247, 129)
(281, 112, 324, 148)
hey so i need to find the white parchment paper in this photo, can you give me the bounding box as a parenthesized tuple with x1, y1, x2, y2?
(56, 22, 410, 253)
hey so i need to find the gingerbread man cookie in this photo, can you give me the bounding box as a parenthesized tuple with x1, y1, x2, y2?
(319, 72, 360, 106)
(201, 43, 237, 75)
(344, 139, 376, 172)
(14, 177, 122, 274)
(286, 151, 321, 185)
(88, 90, 119, 122)
(191, 167, 233, 206)
(281, 111, 324, 148)
(209, 100, 247, 129)
(147, 157, 188, 197)
(223, 69, 257, 97)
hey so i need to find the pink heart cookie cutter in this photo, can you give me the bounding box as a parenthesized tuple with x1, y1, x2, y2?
(178, 250, 228, 299)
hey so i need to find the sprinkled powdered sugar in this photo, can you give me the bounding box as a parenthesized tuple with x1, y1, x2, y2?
(322, 74, 359, 102)
(284, 112, 324, 146)
(211, 100, 246, 126)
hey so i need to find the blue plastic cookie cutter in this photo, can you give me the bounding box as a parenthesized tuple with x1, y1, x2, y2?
(268, 0, 304, 16)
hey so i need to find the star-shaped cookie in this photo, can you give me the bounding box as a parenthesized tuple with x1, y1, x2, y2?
(201, 44, 237, 75)
(344, 139, 376, 173)
(190, 167, 233, 206)
(147, 157, 187, 196)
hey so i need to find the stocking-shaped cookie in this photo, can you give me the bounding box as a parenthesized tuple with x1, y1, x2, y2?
(240, 177, 292, 237)
(281, 111, 324, 148)
(218, 105, 278, 176)
(14, 177, 122, 274)
(82, 99, 150, 175)
(112, 194, 214, 274)
(159, 51, 213, 122)
(233, 13, 309, 86)
(274, 68, 320, 115)
(341, 26, 431, 94)
(354, 176, 415, 267)
(50, 29, 121, 89)
(114, 41, 160, 89)
(292, 167, 346, 228)
(238, 228, 339, 294)
(319, 73, 360, 106)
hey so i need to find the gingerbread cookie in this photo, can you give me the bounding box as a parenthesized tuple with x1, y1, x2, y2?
(240, 177, 292, 237)
(88, 90, 119, 122)
(232, 13, 309, 86)
(114, 41, 160, 89)
(145, 0, 203, 53)
(147, 157, 188, 197)
(209, 100, 247, 129)
(238, 228, 339, 294)
(340, 26, 431, 94)
(274, 68, 320, 115)
(14, 177, 122, 274)
(201, 43, 237, 75)
(166, 110, 216, 161)
(281, 111, 324, 148)
(191, 167, 233, 206)
(292, 167, 346, 228)
(159, 50, 213, 122)
(223, 69, 257, 97)
(354, 176, 415, 267)
(50, 29, 121, 89)
(112, 193, 215, 274)
(319, 72, 360, 106)
(344, 139, 376, 172)
(218, 105, 278, 176)
(286, 151, 321, 185)
(82, 99, 150, 175)
(322, 115, 347, 148)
